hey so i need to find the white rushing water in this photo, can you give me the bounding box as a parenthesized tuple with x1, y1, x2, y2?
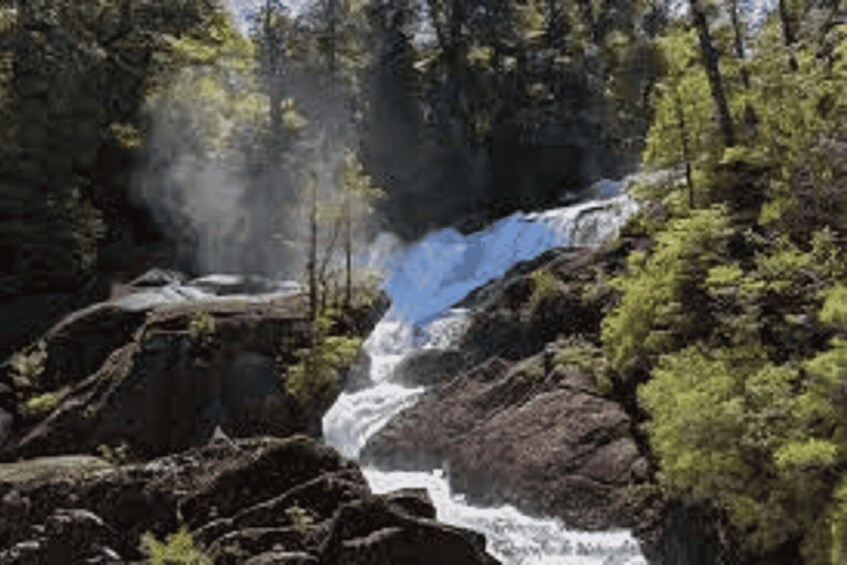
(323, 179, 647, 564)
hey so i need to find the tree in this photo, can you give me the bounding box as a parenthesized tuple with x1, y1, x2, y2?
(727, 0, 751, 89)
(644, 28, 717, 206)
(340, 149, 383, 306)
(689, 0, 736, 147)
(777, 0, 799, 70)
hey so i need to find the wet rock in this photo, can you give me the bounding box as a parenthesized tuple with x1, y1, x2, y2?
(0, 436, 498, 565)
(126, 269, 186, 289)
(321, 497, 498, 565)
(245, 551, 318, 565)
(0, 382, 15, 448)
(367, 353, 648, 531)
(394, 349, 470, 387)
(5, 275, 389, 462)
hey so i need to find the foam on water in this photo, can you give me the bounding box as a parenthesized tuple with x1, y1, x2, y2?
(381, 192, 638, 324)
(323, 178, 646, 564)
(366, 468, 646, 565)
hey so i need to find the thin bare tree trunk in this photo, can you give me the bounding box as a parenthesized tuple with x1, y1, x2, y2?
(674, 89, 695, 208)
(308, 171, 318, 321)
(728, 0, 750, 89)
(344, 193, 352, 308)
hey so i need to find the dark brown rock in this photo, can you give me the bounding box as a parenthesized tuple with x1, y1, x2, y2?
(0, 437, 498, 565)
(364, 350, 648, 531)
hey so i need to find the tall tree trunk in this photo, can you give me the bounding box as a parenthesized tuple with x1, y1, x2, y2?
(264, 0, 283, 147)
(777, 0, 799, 71)
(728, 0, 750, 89)
(674, 89, 695, 208)
(344, 194, 352, 308)
(689, 0, 736, 147)
(326, 0, 339, 78)
(308, 171, 318, 321)
(425, 0, 448, 51)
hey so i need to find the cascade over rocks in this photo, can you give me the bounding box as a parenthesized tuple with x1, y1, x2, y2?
(362, 240, 677, 557)
(0, 436, 499, 564)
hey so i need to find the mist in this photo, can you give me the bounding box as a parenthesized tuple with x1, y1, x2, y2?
(131, 9, 381, 283)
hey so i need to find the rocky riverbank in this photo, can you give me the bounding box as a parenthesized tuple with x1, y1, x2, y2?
(362, 241, 722, 563)
(0, 436, 497, 564)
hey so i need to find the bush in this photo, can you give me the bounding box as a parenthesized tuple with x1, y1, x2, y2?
(97, 442, 130, 466)
(640, 309, 847, 561)
(187, 312, 216, 345)
(285, 315, 362, 411)
(602, 206, 733, 373)
(528, 268, 564, 311)
(554, 336, 613, 395)
(21, 392, 61, 420)
(10, 343, 47, 388)
(142, 527, 211, 565)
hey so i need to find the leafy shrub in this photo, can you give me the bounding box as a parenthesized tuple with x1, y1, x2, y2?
(820, 285, 847, 329)
(10, 343, 47, 388)
(508, 355, 546, 383)
(97, 443, 130, 466)
(602, 206, 732, 373)
(554, 336, 612, 395)
(188, 312, 216, 346)
(142, 527, 211, 565)
(21, 392, 61, 420)
(640, 293, 847, 562)
(528, 268, 563, 311)
(286, 315, 362, 411)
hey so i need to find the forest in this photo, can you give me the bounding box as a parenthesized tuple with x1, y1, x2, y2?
(0, 0, 844, 564)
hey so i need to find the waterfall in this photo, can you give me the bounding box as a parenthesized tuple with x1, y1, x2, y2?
(323, 178, 647, 564)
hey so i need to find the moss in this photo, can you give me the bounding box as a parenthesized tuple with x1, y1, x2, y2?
(528, 268, 564, 311)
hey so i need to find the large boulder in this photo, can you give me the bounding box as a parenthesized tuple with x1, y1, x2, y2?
(363, 355, 649, 531)
(3, 273, 388, 461)
(0, 436, 499, 565)
(456, 248, 618, 364)
(9, 301, 313, 460)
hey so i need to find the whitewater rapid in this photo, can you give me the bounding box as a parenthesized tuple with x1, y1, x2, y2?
(323, 180, 647, 564)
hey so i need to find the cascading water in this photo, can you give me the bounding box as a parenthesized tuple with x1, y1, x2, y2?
(323, 180, 648, 564)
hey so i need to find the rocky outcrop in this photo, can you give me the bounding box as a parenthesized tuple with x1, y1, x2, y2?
(3, 274, 387, 461)
(0, 436, 498, 565)
(365, 242, 659, 542)
(10, 300, 311, 460)
(364, 355, 649, 531)
(456, 248, 621, 364)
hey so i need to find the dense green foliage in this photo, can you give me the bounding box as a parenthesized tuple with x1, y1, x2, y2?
(603, 2, 847, 561)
